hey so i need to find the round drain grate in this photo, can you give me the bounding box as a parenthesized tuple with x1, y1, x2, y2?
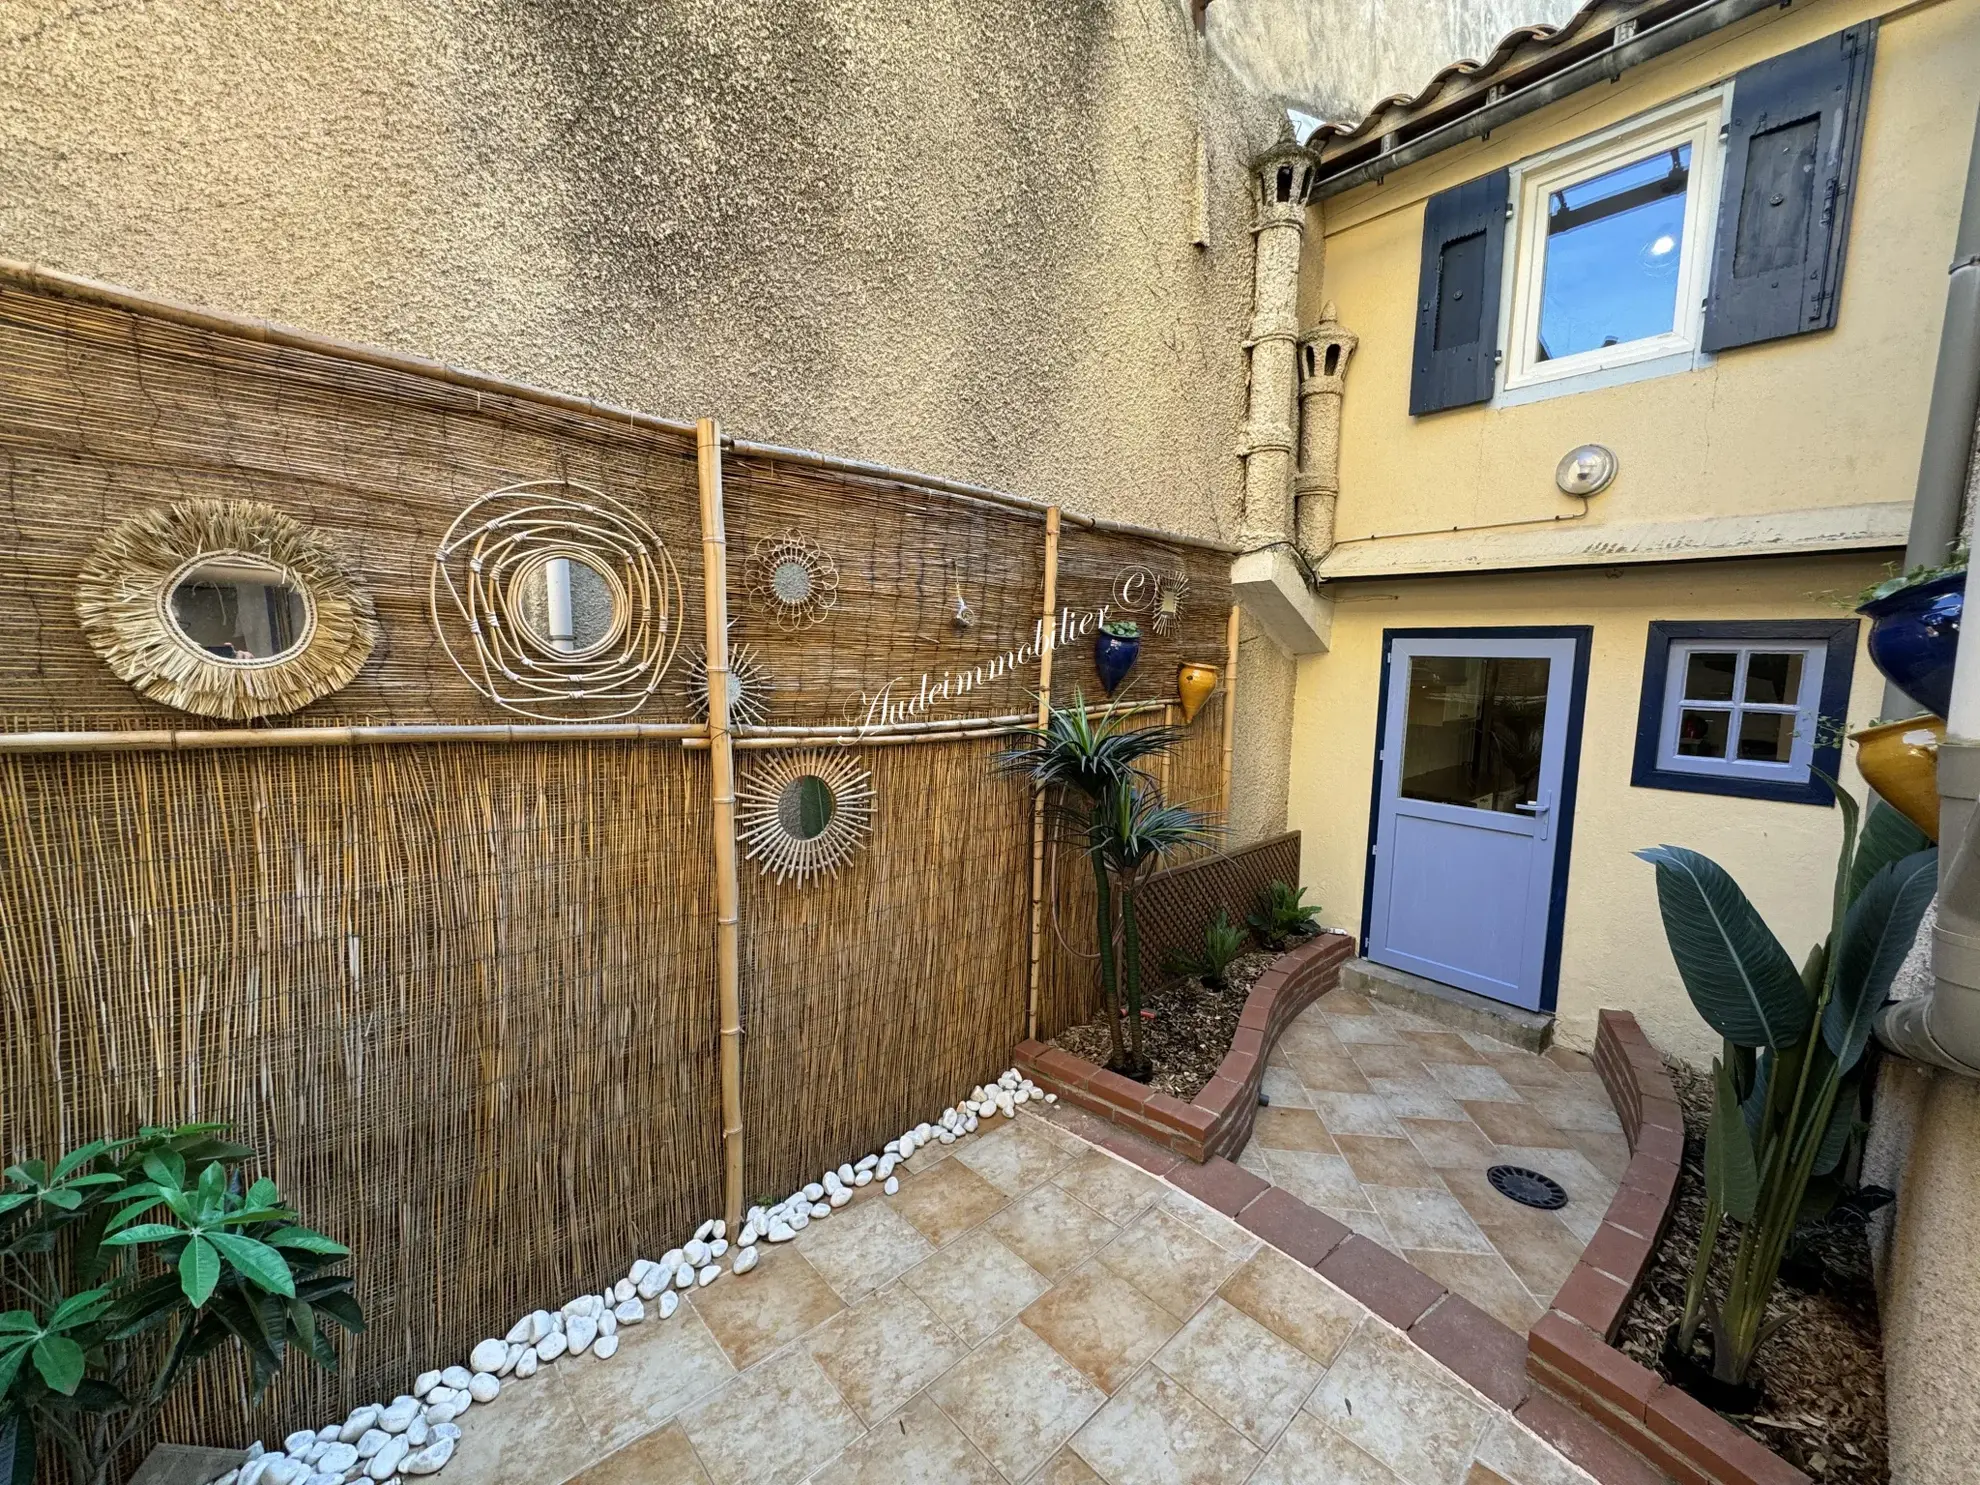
(1486, 1164, 1567, 1210)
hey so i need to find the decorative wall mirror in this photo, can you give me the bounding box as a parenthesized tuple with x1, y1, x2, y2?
(736, 751, 875, 886)
(431, 479, 684, 721)
(77, 499, 378, 719)
(744, 530, 840, 631)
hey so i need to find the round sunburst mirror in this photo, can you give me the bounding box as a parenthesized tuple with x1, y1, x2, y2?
(736, 750, 875, 886)
(77, 499, 377, 719)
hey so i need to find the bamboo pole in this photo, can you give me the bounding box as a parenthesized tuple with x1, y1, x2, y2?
(1157, 704, 1174, 798)
(1025, 508, 1062, 1043)
(0, 721, 706, 754)
(1220, 605, 1241, 818)
(697, 418, 746, 1232)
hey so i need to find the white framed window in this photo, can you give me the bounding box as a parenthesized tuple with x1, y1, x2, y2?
(1657, 641, 1825, 782)
(1500, 87, 1730, 396)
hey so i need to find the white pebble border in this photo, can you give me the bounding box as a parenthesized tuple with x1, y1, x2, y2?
(205, 1071, 1055, 1485)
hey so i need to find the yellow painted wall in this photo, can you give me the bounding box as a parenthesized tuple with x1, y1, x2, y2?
(1306, 0, 1980, 543)
(1285, 554, 1891, 1064)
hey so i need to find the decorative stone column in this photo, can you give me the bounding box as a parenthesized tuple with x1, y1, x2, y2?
(1294, 305, 1357, 559)
(1238, 128, 1316, 548)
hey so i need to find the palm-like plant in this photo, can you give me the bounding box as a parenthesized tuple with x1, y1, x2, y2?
(1638, 787, 1933, 1388)
(999, 694, 1197, 1073)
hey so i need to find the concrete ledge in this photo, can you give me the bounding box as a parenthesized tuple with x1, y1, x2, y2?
(1016, 932, 1354, 1162)
(1340, 957, 1554, 1052)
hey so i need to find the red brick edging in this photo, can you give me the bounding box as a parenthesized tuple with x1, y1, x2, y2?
(1528, 1010, 1809, 1485)
(1014, 931, 1355, 1164)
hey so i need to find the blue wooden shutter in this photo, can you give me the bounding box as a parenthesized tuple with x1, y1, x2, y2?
(1409, 168, 1509, 416)
(1703, 23, 1876, 353)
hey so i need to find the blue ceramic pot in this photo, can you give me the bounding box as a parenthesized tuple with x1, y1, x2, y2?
(1093, 627, 1141, 696)
(1859, 571, 1964, 719)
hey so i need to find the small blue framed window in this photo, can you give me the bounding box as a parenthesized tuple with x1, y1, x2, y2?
(1631, 620, 1857, 805)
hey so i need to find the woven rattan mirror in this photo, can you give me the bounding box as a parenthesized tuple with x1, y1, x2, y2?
(77, 499, 378, 719)
(736, 750, 875, 885)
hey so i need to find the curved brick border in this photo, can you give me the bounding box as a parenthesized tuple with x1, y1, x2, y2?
(1013, 930, 1354, 1164)
(1528, 1011, 1809, 1485)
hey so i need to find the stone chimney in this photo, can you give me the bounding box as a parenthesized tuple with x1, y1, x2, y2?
(1294, 305, 1357, 559)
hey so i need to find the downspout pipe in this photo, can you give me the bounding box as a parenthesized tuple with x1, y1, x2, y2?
(1874, 104, 1980, 1077)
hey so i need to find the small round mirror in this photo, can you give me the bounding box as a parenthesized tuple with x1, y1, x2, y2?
(511, 553, 620, 657)
(167, 556, 311, 663)
(778, 775, 836, 841)
(770, 558, 815, 607)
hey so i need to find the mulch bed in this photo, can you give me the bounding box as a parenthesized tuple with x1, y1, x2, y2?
(1048, 938, 1310, 1102)
(1613, 1058, 1888, 1483)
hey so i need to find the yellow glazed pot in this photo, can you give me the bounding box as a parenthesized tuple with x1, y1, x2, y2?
(1852, 716, 1945, 841)
(1177, 662, 1220, 724)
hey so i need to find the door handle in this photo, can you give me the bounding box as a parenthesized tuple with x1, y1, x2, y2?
(1515, 797, 1551, 840)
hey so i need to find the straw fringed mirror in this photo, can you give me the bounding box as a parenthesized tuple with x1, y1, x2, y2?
(76, 499, 378, 719)
(736, 750, 875, 886)
(430, 479, 685, 721)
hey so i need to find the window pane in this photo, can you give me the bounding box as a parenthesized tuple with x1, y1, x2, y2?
(1744, 652, 1805, 706)
(1399, 656, 1550, 813)
(1676, 708, 1730, 759)
(1737, 711, 1798, 764)
(1682, 651, 1737, 701)
(1536, 144, 1690, 362)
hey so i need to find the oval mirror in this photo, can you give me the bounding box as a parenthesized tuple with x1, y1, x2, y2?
(778, 775, 837, 841)
(510, 553, 620, 657)
(167, 556, 311, 664)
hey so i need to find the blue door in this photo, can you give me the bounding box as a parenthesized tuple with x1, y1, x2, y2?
(1367, 634, 1582, 1011)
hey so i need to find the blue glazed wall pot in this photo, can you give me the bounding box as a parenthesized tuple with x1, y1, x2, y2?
(1859, 571, 1963, 720)
(1093, 625, 1141, 696)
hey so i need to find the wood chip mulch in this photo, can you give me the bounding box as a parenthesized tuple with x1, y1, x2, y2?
(1613, 1058, 1888, 1483)
(1048, 939, 1308, 1102)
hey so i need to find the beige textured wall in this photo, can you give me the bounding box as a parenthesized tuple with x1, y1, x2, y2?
(0, 0, 1298, 838)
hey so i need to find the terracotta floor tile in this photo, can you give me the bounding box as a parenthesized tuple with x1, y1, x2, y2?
(1469, 1037, 1570, 1087)
(1322, 988, 1380, 1015)
(806, 1283, 966, 1425)
(1398, 1030, 1489, 1066)
(1034, 1447, 1106, 1483)
(1019, 1260, 1182, 1393)
(1234, 1141, 1275, 1180)
(795, 1196, 941, 1303)
(1217, 1244, 1365, 1367)
(1567, 1128, 1632, 1183)
(901, 1228, 1050, 1345)
(688, 1247, 846, 1370)
(1097, 1205, 1243, 1320)
(1427, 1063, 1525, 1104)
(567, 1424, 711, 1485)
(1050, 1149, 1165, 1225)
(1364, 1186, 1496, 1255)
(676, 1346, 864, 1485)
(446, 1364, 602, 1485)
(1311, 1092, 1407, 1139)
(1326, 1012, 1403, 1046)
(1470, 1414, 1594, 1485)
(1522, 1086, 1625, 1135)
(929, 1320, 1107, 1481)
(1347, 1042, 1432, 1081)
(1278, 1017, 1349, 1056)
(1403, 1249, 1546, 1333)
(891, 1157, 1013, 1248)
(1335, 1134, 1443, 1190)
(1368, 1077, 1468, 1122)
(1249, 1412, 1405, 1485)
(1251, 1106, 1337, 1152)
(953, 1116, 1076, 1195)
(1259, 1066, 1312, 1108)
(1283, 1044, 1371, 1093)
(1462, 1100, 1576, 1150)
(1324, 1206, 1401, 1253)
(988, 1181, 1122, 1280)
(1259, 1149, 1367, 1211)
(808, 1392, 1001, 1485)
(1398, 1117, 1504, 1172)
(1153, 1296, 1323, 1447)
(558, 1301, 738, 1453)
(1070, 1368, 1261, 1485)
(1437, 1170, 1589, 1297)
(1545, 1046, 1596, 1078)
(1307, 1322, 1494, 1485)
(1155, 1190, 1263, 1258)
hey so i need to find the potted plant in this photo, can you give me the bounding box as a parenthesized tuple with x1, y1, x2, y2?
(1857, 553, 1965, 719)
(1093, 621, 1141, 696)
(1637, 789, 1933, 1403)
(1, 1123, 364, 1485)
(1247, 880, 1321, 951)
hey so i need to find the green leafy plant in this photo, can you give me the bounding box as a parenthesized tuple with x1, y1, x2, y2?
(1167, 911, 1247, 990)
(1247, 880, 1320, 950)
(1000, 693, 1213, 1077)
(1637, 789, 1933, 1389)
(1855, 548, 1967, 606)
(1100, 619, 1141, 639)
(1, 1124, 363, 1485)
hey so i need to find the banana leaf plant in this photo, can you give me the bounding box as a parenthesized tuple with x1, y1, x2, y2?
(1638, 787, 1934, 1388)
(0, 1124, 363, 1485)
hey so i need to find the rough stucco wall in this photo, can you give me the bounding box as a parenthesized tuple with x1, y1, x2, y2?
(1206, 0, 1582, 120)
(0, 0, 1297, 839)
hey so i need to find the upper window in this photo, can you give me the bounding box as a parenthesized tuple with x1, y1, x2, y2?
(1501, 90, 1727, 395)
(1631, 621, 1858, 806)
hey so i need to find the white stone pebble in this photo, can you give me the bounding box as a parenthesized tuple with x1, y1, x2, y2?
(854, 1169, 872, 1186)
(567, 1315, 598, 1355)
(674, 1263, 696, 1289)
(683, 1238, 711, 1266)
(402, 1439, 455, 1477)
(767, 1218, 795, 1242)
(613, 1277, 635, 1303)
(339, 1408, 380, 1444)
(598, 1309, 617, 1338)
(380, 1399, 420, 1435)
(856, 1154, 878, 1172)
(802, 1182, 824, 1201)
(659, 1291, 680, 1320)
(615, 1297, 645, 1324)
(884, 1176, 899, 1195)
(535, 1330, 568, 1362)
(809, 1201, 831, 1218)
(469, 1337, 508, 1373)
(315, 1445, 357, 1476)
(592, 1330, 620, 1360)
(709, 1237, 728, 1258)
(365, 1435, 408, 1481)
(284, 1432, 316, 1456)
(468, 1372, 500, 1403)
(353, 1431, 388, 1461)
(440, 1365, 473, 1391)
(733, 1246, 759, 1275)
(513, 1347, 539, 1379)
(697, 1263, 720, 1287)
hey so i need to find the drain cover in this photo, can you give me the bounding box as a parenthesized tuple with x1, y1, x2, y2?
(1487, 1164, 1567, 1210)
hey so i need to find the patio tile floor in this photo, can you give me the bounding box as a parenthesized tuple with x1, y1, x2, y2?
(1235, 992, 1625, 1333)
(449, 1109, 1597, 1485)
